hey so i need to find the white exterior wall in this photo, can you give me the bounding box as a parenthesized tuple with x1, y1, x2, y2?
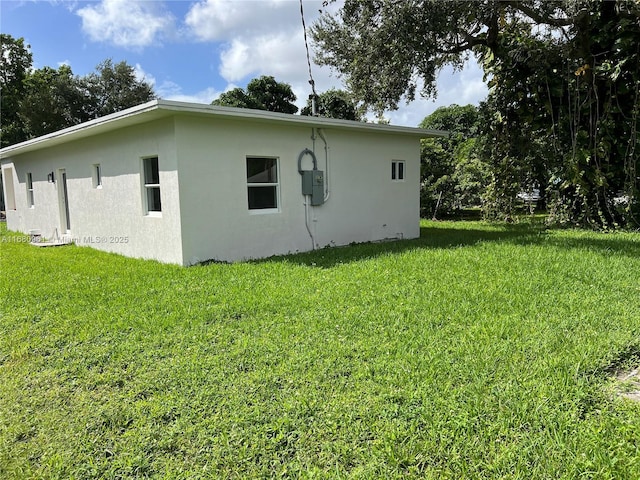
(175, 116, 420, 264)
(1, 108, 423, 266)
(1, 119, 184, 264)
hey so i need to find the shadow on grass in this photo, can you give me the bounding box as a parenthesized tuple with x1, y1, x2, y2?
(543, 234, 640, 259)
(256, 223, 538, 268)
(256, 222, 640, 268)
(600, 341, 640, 376)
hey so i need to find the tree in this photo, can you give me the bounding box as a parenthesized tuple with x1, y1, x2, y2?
(212, 87, 261, 110)
(312, 1, 507, 114)
(81, 59, 155, 119)
(213, 76, 298, 114)
(475, 29, 564, 220)
(313, 1, 640, 228)
(3, 57, 156, 145)
(453, 138, 489, 210)
(300, 88, 363, 120)
(419, 104, 485, 217)
(1, 34, 33, 147)
(420, 104, 480, 151)
(475, 2, 640, 226)
(19, 65, 86, 138)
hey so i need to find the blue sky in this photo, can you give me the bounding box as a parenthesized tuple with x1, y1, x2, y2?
(1, 0, 488, 126)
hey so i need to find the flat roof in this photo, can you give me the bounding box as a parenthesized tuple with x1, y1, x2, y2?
(0, 99, 447, 159)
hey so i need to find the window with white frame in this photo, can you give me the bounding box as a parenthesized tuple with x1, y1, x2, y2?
(391, 160, 405, 181)
(142, 157, 161, 213)
(246, 156, 279, 211)
(92, 164, 102, 188)
(26, 172, 34, 207)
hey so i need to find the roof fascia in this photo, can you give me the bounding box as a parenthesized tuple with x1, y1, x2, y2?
(1, 99, 447, 159)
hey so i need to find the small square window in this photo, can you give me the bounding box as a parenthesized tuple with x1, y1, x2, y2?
(92, 164, 102, 188)
(142, 157, 161, 213)
(247, 157, 279, 211)
(392, 161, 405, 181)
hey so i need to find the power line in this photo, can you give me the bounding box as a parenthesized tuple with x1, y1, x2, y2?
(299, 0, 318, 108)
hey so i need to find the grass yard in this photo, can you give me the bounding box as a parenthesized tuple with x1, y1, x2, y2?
(1, 220, 640, 479)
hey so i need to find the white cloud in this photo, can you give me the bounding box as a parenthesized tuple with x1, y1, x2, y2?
(156, 80, 221, 105)
(182, 0, 489, 126)
(185, 0, 305, 42)
(219, 31, 309, 82)
(386, 60, 489, 126)
(218, 38, 252, 81)
(177, 0, 338, 115)
(38, 0, 81, 11)
(133, 63, 222, 105)
(179, 0, 487, 126)
(185, 0, 255, 41)
(189, 0, 345, 111)
(133, 63, 156, 87)
(186, 0, 331, 85)
(459, 62, 489, 104)
(76, 0, 175, 49)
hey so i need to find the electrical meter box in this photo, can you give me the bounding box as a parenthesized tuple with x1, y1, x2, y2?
(301, 170, 325, 206)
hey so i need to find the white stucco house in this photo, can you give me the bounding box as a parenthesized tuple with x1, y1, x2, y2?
(1, 100, 443, 265)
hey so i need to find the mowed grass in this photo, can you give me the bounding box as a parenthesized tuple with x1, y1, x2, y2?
(1, 220, 640, 479)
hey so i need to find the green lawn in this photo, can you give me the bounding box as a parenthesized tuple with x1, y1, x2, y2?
(1, 220, 639, 479)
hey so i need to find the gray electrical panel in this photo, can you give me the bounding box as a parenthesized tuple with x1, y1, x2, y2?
(301, 170, 325, 206)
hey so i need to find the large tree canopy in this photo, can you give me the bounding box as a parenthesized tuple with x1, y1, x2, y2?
(82, 59, 155, 120)
(419, 104, 486, 217)
(300, 88, 363, 121)
(18, 65, 86, 139)
(1, 35, 156, 147)
(313, 1, 604, 113)
(313, 1, 640, 227)
(212, 76, 298, 114)
(1, 34, 33, 147)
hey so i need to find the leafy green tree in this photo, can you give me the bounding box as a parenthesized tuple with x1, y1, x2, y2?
(212, 88, 261, 110)
(453, 138, 490, 209)
(213, 76, 298, 114)
(5, 58, 155, 144)
(421, 104, 479, 151)
(420, 139, 453, 218)
(312, 1, 506, 115)
(300, 88, 363, 120)
(476, 3, 640, 226)
(313, 0, 640, 228)
(552, 2, 640, 227)
(19, 65, 86, 138)
(1, 34, 33, 147)
(81, 59, 155, 120)
(419, 104, 484, 217)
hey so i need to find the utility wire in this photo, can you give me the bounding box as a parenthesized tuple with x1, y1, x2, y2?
(299, 0, 318, 103)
